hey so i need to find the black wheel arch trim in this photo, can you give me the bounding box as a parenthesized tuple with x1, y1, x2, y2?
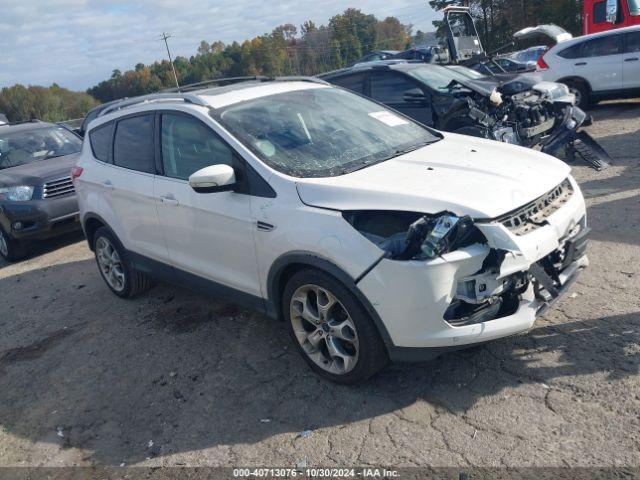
(82, 212, 119, 251)
(266, 251, 394, 347)
(558, 76, 592, 93)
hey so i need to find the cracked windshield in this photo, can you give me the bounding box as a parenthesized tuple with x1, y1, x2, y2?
(217, 86, 440, 177)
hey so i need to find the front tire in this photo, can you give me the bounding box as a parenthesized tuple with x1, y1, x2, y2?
(0, 226, 27, 262)
(93, 227, 153, 298)
(282, 269, 388, 384)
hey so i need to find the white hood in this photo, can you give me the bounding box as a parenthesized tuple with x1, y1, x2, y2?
(295, 133, 571, 219)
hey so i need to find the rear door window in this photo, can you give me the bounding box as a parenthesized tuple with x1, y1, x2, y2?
(113, 115, 155, 173)
(625, 31, 640, 53)
(582, 34, 622, 57)
(370, 72, 420, 104)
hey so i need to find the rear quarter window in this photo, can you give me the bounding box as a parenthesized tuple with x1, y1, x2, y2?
(558, 43, 583, 59)
(330, 73, 365, 94)
(113, 115, 155, 173)
(89, 123, 113, 163)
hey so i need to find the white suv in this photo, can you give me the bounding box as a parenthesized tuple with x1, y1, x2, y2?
(74, 78, 590, 383)
(538, 25, 640, 108)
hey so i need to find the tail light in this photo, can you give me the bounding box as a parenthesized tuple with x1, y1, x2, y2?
(537, 52, 549, 71)
(71, 166, 83, 182)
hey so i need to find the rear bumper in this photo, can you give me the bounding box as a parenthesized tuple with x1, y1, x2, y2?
(0, 195, 81, 240)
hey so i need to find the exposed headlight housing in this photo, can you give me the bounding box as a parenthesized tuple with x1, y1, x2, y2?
(343, 210, 484, 261)
(0, 185, 34, 202)
(399, 213, 479, 260)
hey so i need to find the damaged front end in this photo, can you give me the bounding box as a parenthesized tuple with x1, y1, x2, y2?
(443, 77, 612, 170)
(348, 177, 589, 353)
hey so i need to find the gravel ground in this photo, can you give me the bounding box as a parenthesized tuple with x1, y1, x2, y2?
(0, 101, 638, 468)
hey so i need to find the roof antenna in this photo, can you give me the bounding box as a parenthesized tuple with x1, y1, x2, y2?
(160, 32, 181, 92)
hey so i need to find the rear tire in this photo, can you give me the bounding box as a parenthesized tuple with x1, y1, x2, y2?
(563, 80, 590, 109)
(282, 269, 388, 384)
(0, 226, 27, 262)
(93, 227, 153, 298)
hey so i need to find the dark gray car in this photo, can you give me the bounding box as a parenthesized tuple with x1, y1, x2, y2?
(320, 62, 612, 170)
(0, 121, 82, 261)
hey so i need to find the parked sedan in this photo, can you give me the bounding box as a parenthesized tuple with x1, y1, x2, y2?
(0, 120, 82, 260)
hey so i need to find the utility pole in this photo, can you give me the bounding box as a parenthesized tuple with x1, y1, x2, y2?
(160, 32, 180, 91)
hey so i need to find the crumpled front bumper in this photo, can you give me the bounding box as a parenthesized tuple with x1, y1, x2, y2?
(540, 105, 588, 156)
(357, 177, 589, 361)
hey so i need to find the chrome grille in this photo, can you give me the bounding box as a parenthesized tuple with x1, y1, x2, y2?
(498, 179, 574, 236)
(43, 176, 75, 199)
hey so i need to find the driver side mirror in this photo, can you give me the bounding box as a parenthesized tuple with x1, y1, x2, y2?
(606, 0, 619, 23)
(189, 164, 236, 193)
(403, 88, 428, 104)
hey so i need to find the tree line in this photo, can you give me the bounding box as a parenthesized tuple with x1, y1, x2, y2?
(87, 8, 414, 103)
(1, 3, 585, 122)
(0, 84, 98, 123)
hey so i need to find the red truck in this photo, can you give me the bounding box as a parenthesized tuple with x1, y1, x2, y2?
(583, 0, 640, 34)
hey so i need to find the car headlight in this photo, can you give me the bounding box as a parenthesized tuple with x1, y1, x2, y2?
(0, 186, 35, 202)
(401, 213, 478, 260)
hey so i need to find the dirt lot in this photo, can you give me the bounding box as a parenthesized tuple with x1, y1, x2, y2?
(0, 101, 639, 468)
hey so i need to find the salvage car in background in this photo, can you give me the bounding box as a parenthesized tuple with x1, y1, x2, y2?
(0, 120, 82, 260)
(512, 45, 549, 64)
(320, 61, 612, 170)
(75, 78, 589, 383)
(349, 50, 400, 66)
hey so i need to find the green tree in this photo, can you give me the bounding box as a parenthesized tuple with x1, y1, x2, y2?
(0, 84, 98, 122)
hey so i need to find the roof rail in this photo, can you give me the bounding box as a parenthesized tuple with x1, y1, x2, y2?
(163, 76, 270, 93)
(162, 75, 328, 93)
(272, 76, 329, 85)
(98, 92, 209, 117)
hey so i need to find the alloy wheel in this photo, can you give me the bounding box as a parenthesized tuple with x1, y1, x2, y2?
(289, 284, 359, 375)
(569, 86, 583, 106)
(95, 236, 125, 292)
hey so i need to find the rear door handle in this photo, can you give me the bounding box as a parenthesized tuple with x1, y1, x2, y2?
(160, 195, 179, 206)
(575, 62, 587, 66)
(625, 57, 639, 62)
(101, 180, 114, 190)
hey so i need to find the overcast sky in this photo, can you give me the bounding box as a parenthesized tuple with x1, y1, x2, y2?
(0, 0, 437, 91)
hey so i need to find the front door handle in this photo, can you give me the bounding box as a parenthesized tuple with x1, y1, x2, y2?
(160, 195, 179, 206)
(575, 62, 587, 66)
(625, 57, 639, 62)
(101, 180, 114, 190)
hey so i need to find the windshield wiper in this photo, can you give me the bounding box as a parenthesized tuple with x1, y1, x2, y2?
(343, 140, 439, 174)
(391, 139, 440, 158)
